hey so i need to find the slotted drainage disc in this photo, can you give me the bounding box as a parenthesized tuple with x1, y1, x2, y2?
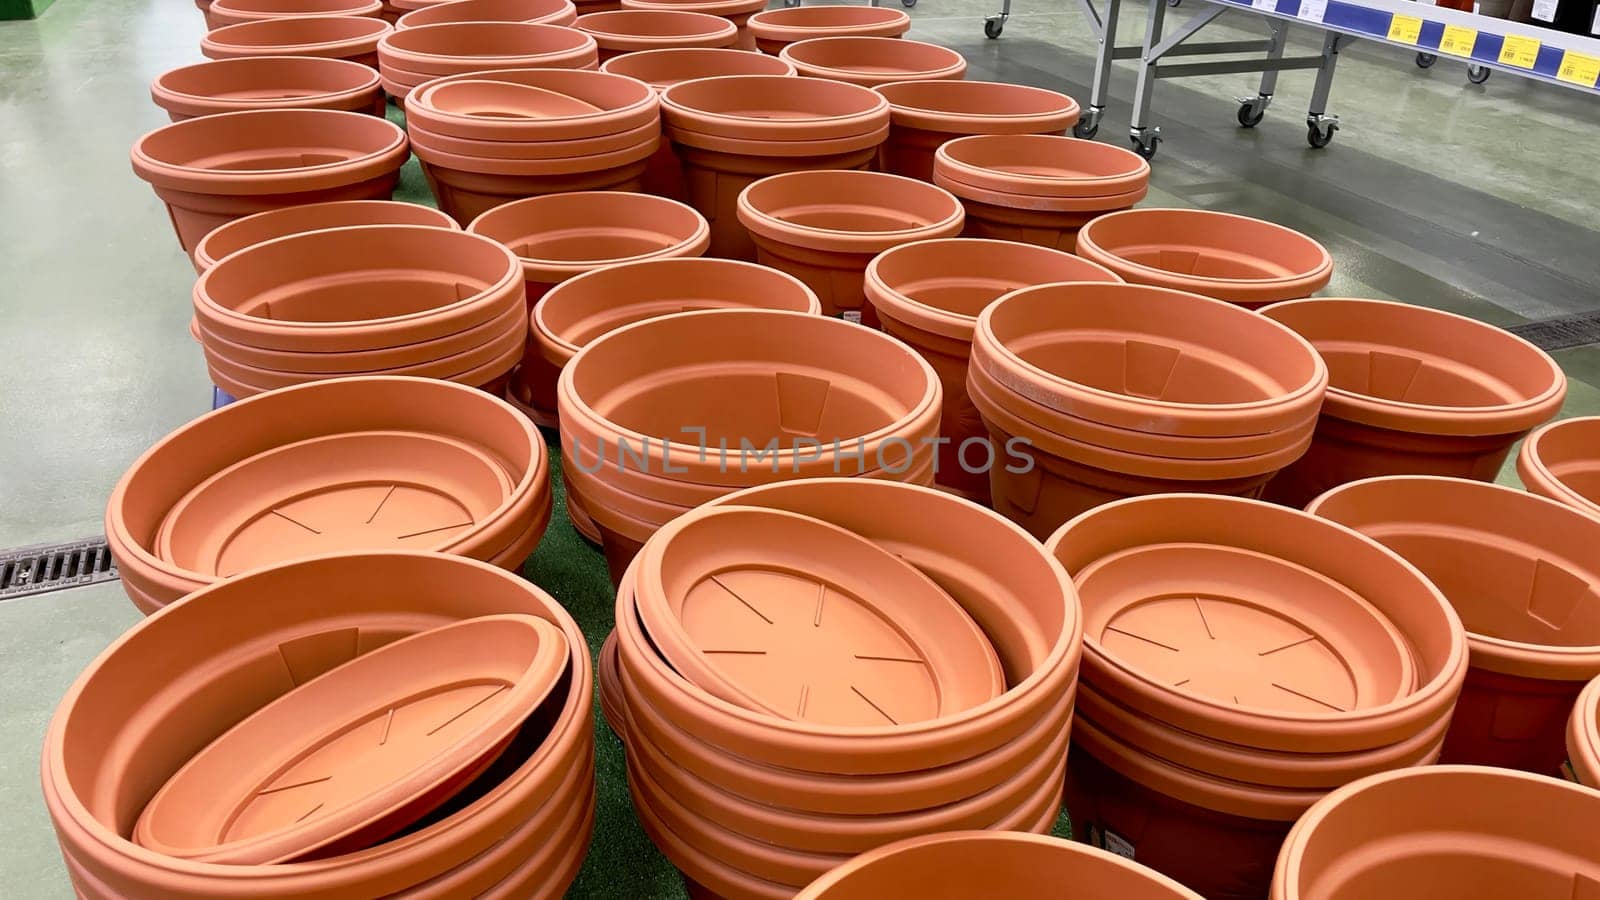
(0, 538, 118, 601)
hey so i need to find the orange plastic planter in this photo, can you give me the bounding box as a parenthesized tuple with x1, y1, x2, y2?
(151, 56, 384, 122)
(621, 0, 767, 50)
(1518, 416, 1600, 520)
(746, 5, 909, 55)
(201, 16, 392, 68)
(395, 0, 577, 28)
(192, 199, 456, 272)
(877, 80, 1080, 182)
(574, 9, 738, 61)
(780, 37, 967, 88)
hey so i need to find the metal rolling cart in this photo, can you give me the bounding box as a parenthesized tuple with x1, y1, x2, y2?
(982, 0, 1600, 159)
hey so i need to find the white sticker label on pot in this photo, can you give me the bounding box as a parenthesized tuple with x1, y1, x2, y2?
(1299, 0, 1327, 23)
(1532, 0, 1557, 22)
(841, 310, 863, 325)
(1102, 828, 1136, 859)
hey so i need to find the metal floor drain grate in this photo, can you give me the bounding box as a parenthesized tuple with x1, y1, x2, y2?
(1, 538, 119, 601)
(1507, 311, 1600, 352)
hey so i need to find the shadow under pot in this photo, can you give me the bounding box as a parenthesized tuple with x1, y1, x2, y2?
(1306, 475, 1600, 778)
(875, 79, 1081, 183)
(745, 4, 909, 56)
(779, 36, 968, 88)
(1518, 415, 1600, 520)
(130, 108, 409, 258)
(150, 56, 385, 123)
(660, 74, 891, 261)
(395, 0, 578, 29)
(968, 282, 1327, 538)
(1258, 297, 1567, 508)
(205, 0, 385, 30)
(200, 15, 393, 68)
(621, 0, 768, 51)
(574, 9, 738, 61)
(1270, 766, 1600, 899)
(863, 237, 1122, 502)
(192, 198, 457, 272)
(736, 169, 965, 322)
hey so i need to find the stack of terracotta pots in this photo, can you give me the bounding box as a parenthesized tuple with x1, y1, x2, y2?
(876, 80, 1081, 182)
(606, 478, 1084, 899)
(1520, 416, 1600, 518)
(1048, 494, 1468, 900)
(395, 0, 579, 28)
(105, 376, 552, 614)
(737, 170, 965, 322)
(622, 0, 768, 51)
(43, 551, 594, 899)
(746, 4, 910, 55)
(190, 198, 457, 273)
(1271, 767, 1600, 899)
(780, 37, 968, 88)
(131, 108, 409, 257)
(796, 832, 1203, 900)
(1076, 208, 1333, 307)
(1259, 298, 1567, 506)
(377, 21, 599, 98)
(574, 9, 739, 60)
(465, 191, 712, 425)
(203, 0, 384, 30)
(1307, 475, 1600, 778)
(967, 281, 1328, 538)
(864, 238, 1121, 502)
(151, 56, 386, 122)
(192, 225, 526, 398)
(933, 135, 1149, 252)
(558, 308, 941, 579)
(660, 74, 891, 259)
(1572, 675, 1600, 786)
(201, 16, 393, 68)
(403, 68, 659, 222)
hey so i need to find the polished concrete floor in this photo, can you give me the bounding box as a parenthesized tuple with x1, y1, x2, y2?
(2, 0, 1599, 897)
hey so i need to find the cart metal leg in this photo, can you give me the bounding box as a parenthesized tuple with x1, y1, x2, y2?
(985, 0, 1012, 37)
(1127, 0, 1169, 158)
(1306, 31, 1345, 148)
(1236, 20, 1288, 127)
(1074, 0, 1123, 138)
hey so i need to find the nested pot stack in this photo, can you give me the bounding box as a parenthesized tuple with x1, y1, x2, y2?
(394, 0, 579, 28)
(737, 170, 966, 322)
(105, 376, 552, 613)
(933, 134, 1149, 252)
(1259, 298, 1567, 507)
(574, 9, 739, 61)
(151, 56, 386, 122)
(1519, 415, 1600, 519)
(1572, 675, 1600, 786)
(1047, 494, 1469, 900)
(1308, 476, 1600, 777)
(968, 281, 1328, 539)
(864, 237, 1122, 502)
(557, 308, 941, 580)
(605, 478, 1084, 899)
(403, 67, 661, 222)
(131, 108, 409, 258)
(779, 36, 968, 88)
(746, 4, 910, 55)
(192, 224, 527, 397)
(621, 0, 769, 51)
(466, 191, 712, 427)
(201, 15, 393, 68)
(203, 0, 385, 30)
(377, 21, 600, 99)
(660, 74, 892, 260)
(43, 551, 594, 899)
(876, 80, 1081, 182)
(190, 198, 457, 272)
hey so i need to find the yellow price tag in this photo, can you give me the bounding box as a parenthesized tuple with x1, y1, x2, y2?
(1557, 50, 1600, 88)
(1499, 34, 1540, 69)
(1438, 25, 1477, 57)
(1387, 14, 1423, 44)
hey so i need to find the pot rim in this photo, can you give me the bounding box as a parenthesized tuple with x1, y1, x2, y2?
(599, 46, 797, 86)
(202, 14, 391, 57)
(1076, 207, 1334, 293)
(151, 55, 381, 112)
(779, 36, 967, 86)
(208, 0, 385, 26)
(471, 191, 709, 285)
(666, 121, 888, 157)
(403, 66, 656, 142)
(378, 21, 597, 70)
(409, 131, 659, 175)
(193, 199, 457, 271)
(394, 0, 578, 29)
(1571, 675, 1600, 787)
(405, 116, 659, 161)
(620, 0, 766, 14)
(745, 5, 910, 42)
(1518, 416, 1600, 518)
(934, 133, 1150, 199)
(574, 8, 740, 47)
(736, 169, 964, 254)
(876, 78, 1080, 133)
(933, 170, 1149, 212)
(661, 74, 889, 142)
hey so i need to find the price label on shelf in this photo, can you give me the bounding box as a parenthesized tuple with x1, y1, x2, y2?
(1298, 0, 1327, 22)
(1251, 0, 1277, 10)
(1438, 25, 1477, 57)
(1387, 15, 1423, 45)
(1498, 34, 1541, 69)
(1557, 50, 1600, 88)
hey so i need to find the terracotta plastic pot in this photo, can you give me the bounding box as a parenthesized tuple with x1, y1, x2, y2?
(1571, 674, 1600, 786)
(378, 22, 600, 97)
(934, 135, 1149, 252)
(130, 108, 409, 257)
(105, 377, 550, 612)
(970, 281, 1327, 535)
(193, 199, 456, 272)
(201, 15, 392, 68)
(746, 5, 909, 55)
(1075, 208, 1332, 308)
(780, 37, 967, 89)
(661, 74, 890, 260)
(876, 80, 1080, 182)
(42, 551, 593, 900)
(1518, 416, 1600, 519)
(864, 237, 1121, 501)
(404, 66, 657, 141)
(1307, 475, 1600, 777)
(1271, 766, 1600, 899)
(574, 9, 738, 61)
(206, 0, 384, 29)
(417, 138, 655, 222)
(151, 56, 384, 123)
(736, 170, 964, 321)
(1047, 494, 1468, 753)
(395, 0, 578, 29)
(620, 0, 766, 50)
(1260, 298, 1567, 507)
(795, 831, 1203, 900)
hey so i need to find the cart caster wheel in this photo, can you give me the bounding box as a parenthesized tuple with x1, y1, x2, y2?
(1467, 64, 1490, 84)
(1306, 119, 1337, 149)
(1168, 0, 1181, 6)
(782, 0, 800, 6)
(1073, 119, 1099, 139)
(1415, 52, 1437, 68)
(1131, 133, 1160, 160)
(1237, 101, 1265, 128)
(984, 16, 1004, 38)
(902, 0, 918, 6)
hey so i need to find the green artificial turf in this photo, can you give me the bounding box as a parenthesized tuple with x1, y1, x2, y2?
(385, 101, 1072, 899)
(0, 0, 54, 20)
